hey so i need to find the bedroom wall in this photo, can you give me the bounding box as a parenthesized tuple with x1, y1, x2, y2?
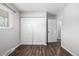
(61, 3, 79, 55)
(0, 4, 20, 55)
(21, 11, 46, 18)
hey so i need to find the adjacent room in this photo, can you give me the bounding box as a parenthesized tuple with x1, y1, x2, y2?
(0, 3, 79, 56)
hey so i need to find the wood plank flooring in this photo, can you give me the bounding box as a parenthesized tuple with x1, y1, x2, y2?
(9, 42, 72, 56)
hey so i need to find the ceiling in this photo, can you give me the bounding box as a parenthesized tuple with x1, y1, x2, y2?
(11, 3, 68, 15)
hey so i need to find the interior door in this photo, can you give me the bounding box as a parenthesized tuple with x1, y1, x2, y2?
(48, 19, 57, 42)
(21, 18, 46, 45)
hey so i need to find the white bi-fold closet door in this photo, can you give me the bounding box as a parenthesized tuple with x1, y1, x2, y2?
(21, 18, 46, 45)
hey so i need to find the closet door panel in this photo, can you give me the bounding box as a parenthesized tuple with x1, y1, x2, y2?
(21, 18, 32, 44)
(32, 18, 46, 45)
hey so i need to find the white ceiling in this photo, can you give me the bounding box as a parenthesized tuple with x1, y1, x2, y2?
(11, 3, 68, 15)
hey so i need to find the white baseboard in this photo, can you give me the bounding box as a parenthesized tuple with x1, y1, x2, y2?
(3, 44, 20, 56)
(61, 44, 76, 56)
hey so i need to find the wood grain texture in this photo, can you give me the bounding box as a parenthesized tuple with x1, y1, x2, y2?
(9, 42, 72, 56)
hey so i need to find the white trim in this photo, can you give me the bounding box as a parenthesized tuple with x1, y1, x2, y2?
(3, 44, 20, 56)
(61, 44, 76, 56)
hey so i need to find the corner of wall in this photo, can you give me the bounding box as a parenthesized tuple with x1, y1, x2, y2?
(3, 44, 20, 56)
(61, 43, 76, 56)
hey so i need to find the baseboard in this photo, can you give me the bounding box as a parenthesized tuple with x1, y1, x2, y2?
(61, 44, 76, 56)
(3, 44, 20, 56)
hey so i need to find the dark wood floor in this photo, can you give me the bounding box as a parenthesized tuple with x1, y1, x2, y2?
(9, 42, 72, 56)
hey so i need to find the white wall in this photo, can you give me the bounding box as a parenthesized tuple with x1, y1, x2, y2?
(0, 4, 20, 55)
(57, 15, 63, 39)
(61, 4, 79, 55)
(21, 11, 46, 18)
